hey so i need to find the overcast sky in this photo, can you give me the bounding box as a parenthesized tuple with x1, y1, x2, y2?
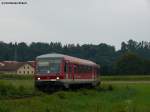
(0, 0, 150, 49)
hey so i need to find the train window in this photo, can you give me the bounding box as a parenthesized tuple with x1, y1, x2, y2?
(86, 66, 88, 73)
(79, 65, 84, 74)
(64, 63, 68, 73)
(69, 65, 72, 73)
(74, 65, 78, 74)
(85, 67, 87, 73)
(89, 66, 91, 72)
(82, 65, 84, 73)
(64, 63, 66, 72)
(84, 66, 86, 73)
(78, 65, 89, 74)
(75, 65, 79, 73)
(78, 65, 82, 73)
(49, 63, 60, 73)
(90, 67, 92, 72)
(82, 66, 84, 73)
(37, 60, 60, 74)
(81, 65, 83, 73)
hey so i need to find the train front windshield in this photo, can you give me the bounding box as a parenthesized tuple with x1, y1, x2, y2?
(37, 59, 61, 74)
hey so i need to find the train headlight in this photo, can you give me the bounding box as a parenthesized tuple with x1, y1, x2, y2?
(56, 77, 59, 80)
(37, 77, 40, 80)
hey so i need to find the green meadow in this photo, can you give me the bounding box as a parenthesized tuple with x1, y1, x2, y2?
(0, 74, 150, 112)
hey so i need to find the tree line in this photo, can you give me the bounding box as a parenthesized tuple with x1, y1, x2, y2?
(0, 39, 150, 75)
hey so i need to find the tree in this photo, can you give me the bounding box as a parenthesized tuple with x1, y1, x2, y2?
(0, 40, 150, 75)
(115, 52, 144, 75)
(121, 42, 127, 52)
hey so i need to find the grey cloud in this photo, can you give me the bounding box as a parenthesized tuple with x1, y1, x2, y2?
(0, 0, 150, 49)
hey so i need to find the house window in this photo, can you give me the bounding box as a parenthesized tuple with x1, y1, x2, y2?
(28, 66, 29, 69)
(24, 66, 25, 69)
(24, 71, 25, 74)
(19, 71, 21, 74)
(27, 71, 29, 74)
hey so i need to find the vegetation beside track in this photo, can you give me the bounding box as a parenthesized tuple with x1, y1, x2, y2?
(101, 75, 150, 81)
(0, 82, 150, 112)
(0, 74, 150, 112)
(0, 79, 43, 100)
(1, 73, 150, 81)
(0, 74, 33, 80)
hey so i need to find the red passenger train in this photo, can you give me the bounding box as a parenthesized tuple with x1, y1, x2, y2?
(35, 53, 100, 89)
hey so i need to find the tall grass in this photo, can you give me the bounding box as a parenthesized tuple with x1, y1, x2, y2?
(0, 82, 42, 99)
(0, 82, 150, 112)
(0, 75, 41, 99)
(0, 75, 150, 112)
(101, 75, 150, 81)
(0, 73, 33, 80)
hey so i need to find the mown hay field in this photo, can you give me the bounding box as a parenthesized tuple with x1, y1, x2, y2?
(0, 74, 150, 112)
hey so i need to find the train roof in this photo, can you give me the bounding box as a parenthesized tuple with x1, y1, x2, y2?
(36, 53, 99, 67)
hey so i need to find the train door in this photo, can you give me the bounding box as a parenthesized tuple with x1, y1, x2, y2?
(64, 62, 75, 80)
(94, 67, 96, 79)
(64, 61, 69, 79)
(73, 64, 77, 80)
(70, 63, 74, 80)
(92, 67, 95, 79)
(64, 62, 73, 80)
(68, 63, 72, 79)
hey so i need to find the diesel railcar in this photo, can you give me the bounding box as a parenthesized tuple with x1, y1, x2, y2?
(35, 53, 100, 89)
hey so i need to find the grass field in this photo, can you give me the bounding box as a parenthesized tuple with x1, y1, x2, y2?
(101, 75, 150, 81)
(0, 74, 150, 112)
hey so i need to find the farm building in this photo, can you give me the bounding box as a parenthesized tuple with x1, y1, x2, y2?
(0, 61, 35, 75)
